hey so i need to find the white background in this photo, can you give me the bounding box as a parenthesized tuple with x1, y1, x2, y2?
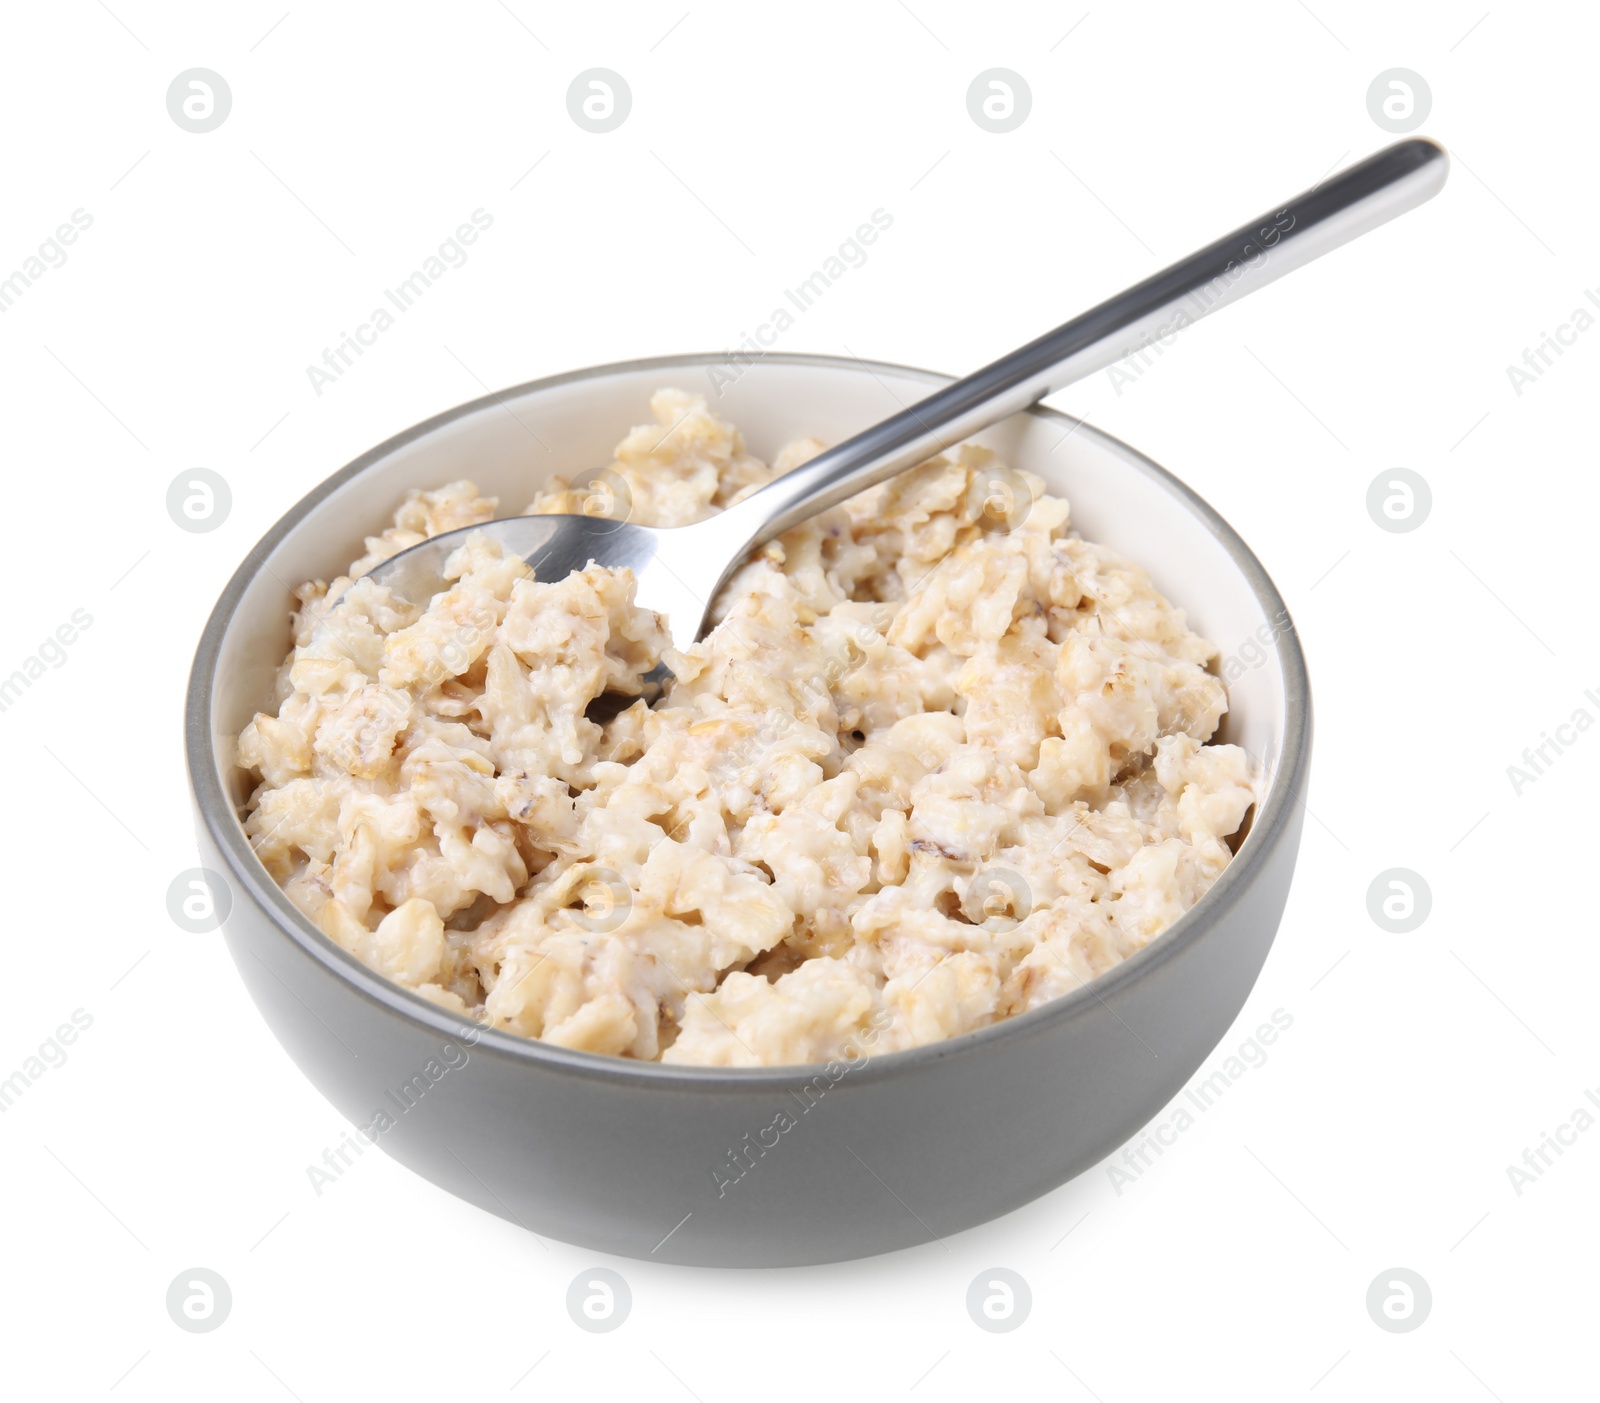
(2, 1, 1593, 1398)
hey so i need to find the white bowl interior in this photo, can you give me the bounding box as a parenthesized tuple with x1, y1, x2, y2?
(210, 358, 1286, 821)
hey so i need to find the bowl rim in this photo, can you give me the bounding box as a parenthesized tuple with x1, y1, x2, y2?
(186, 350, 1311, 1088)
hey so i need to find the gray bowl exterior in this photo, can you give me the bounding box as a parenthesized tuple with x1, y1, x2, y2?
(187, 354, 1311, 1268)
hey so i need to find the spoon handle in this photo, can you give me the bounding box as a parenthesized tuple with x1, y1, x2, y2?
(720, 137, 1447, 549)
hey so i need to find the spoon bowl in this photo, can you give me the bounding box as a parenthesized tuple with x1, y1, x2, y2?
(367, 509, 716, 655)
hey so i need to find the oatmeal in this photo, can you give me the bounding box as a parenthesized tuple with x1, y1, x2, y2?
(237, 390, 1258, 1066)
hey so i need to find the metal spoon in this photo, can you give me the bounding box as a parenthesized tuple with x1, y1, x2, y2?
(367, 138, 1447, 651)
